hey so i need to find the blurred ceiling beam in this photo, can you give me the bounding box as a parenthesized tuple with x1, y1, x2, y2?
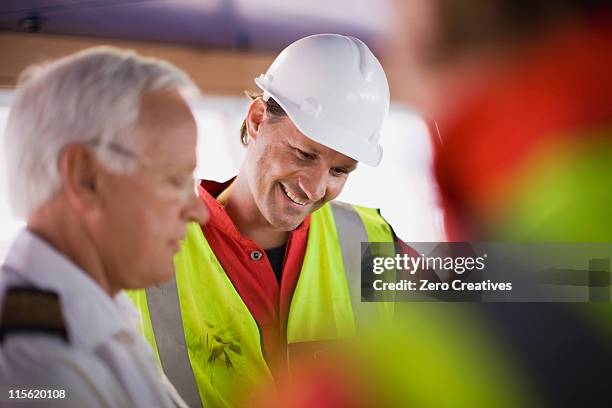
(0, 32, 276, 95)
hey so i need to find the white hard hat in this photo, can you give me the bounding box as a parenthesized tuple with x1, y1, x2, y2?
(255, 34, 390, 166)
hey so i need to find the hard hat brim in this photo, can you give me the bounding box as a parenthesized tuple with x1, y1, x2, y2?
(256, 79, 384, 167)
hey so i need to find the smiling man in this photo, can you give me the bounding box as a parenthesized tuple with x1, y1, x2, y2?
(130, 34, 394, 408)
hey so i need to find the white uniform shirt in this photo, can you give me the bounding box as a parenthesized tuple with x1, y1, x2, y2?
(0, 229, 187, 407)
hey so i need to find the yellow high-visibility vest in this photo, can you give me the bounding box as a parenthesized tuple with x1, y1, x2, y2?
(128, 201, 395, 408)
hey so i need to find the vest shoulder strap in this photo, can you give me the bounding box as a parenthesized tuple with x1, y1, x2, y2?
(328, 201, 396, 319)
(145, 279, 202, 408)
(0, 286, 68, 344)
(329, 201, 369, 299)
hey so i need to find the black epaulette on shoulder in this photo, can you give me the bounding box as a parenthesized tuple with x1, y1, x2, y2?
(0, 286, 68, 344)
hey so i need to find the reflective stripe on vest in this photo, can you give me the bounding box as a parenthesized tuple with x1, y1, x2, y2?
(128, 201, 395, 408)
(286, 202, 395, 343)
(146, 278, 202, 408)
(330, 202, 370, 326)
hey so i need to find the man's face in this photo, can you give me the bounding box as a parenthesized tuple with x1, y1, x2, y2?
(93, 90, 208, 290)
(244, 109, 358, 231)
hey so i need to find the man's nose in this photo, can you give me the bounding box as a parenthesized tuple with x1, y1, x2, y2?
(298, 168, 328, 202)
(182, 191, 210, 225)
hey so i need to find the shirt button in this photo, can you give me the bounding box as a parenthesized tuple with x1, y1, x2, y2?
(250, 250, 263, 261)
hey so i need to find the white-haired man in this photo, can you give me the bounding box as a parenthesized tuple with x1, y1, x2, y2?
(0, 47, 208, 407)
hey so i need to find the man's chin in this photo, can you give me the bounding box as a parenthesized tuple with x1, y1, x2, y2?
(264, 203, 309, 230)
(157, 267, 176, 283)
(142, 266, 176, 288)
(270, 215, 305, 232)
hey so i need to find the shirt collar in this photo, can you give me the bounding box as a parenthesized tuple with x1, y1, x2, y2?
(2, 229, 134, 350)
(197, 177, 311, 244)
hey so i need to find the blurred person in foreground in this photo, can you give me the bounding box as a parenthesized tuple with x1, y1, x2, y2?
(388, 0, 612, 407)
(0, 46, 208, 407)
(250, 2, 612, 407)
(390, 0, 612, 240)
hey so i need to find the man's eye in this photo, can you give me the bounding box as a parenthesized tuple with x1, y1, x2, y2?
(295, 148, 314, 161)
(331, 167, 349, 177)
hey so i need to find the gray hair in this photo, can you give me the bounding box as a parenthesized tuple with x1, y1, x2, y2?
(4, 46, 199, 219)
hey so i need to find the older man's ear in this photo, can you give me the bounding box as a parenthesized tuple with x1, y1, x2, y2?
(58, 144, 101, 214)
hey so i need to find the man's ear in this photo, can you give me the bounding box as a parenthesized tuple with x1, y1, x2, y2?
(246, 98, 266, 141)
(58, 144, 101, 213)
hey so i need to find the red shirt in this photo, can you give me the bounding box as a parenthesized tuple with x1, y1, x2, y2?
(434, 18, 612, 240)
(196, 178, 310, 369)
